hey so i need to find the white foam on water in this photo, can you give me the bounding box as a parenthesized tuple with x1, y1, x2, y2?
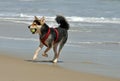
(68, 41, 120, 46)
(0, 13, 120, 24)
(69, 30, 92, 32)
(0, 36, 38, 41)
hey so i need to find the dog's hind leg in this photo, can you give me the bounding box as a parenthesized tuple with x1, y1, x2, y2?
(33, 43, 44, 60)
(53, 43, 63, 63)
(53, 43, 58, 63)
(54, 44, 64, 63)
(53, 38, 67, 63)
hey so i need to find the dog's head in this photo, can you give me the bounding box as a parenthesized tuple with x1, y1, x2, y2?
(28, 16, 45, 34)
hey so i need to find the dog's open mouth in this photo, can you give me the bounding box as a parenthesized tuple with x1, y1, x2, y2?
(30, 28, 37, 34)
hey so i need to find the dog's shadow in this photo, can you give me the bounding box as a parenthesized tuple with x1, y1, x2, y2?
(25, 59, 63, 63)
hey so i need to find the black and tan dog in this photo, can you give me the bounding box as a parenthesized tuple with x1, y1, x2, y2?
(28, 15, 69, 63)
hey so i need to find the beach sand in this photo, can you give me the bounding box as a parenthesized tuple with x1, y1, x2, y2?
(0, 52, 120, 81)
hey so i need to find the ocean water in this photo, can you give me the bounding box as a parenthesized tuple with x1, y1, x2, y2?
(0, 0, 120, 78)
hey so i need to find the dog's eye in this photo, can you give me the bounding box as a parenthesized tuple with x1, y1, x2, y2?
(33, 20, 41, 25)
(36, 21, 40, 25)
(33, 23, 36, 25)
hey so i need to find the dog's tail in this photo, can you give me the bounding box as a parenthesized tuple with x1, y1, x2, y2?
(55, 15, 69, 30)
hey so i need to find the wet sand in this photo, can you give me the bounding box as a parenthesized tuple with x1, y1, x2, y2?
(0, 52, 120, 81)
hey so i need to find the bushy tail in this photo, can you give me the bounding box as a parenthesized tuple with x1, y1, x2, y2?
(55, 15, 69, 30)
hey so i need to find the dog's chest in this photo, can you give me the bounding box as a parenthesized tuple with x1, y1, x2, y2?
(40, 28, 59, 47)
(44, 34, 52, 46)
(40, 34, 53, 47)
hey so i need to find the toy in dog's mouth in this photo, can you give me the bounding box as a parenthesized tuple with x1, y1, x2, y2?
(30, 28, 37, 34)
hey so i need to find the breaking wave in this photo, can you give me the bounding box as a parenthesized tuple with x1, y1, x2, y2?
(68, 41, 120, 45)
(0, 13, 120, 24)
(0, 36, 38, 41)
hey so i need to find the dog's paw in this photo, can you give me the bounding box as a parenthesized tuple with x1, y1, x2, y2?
(42, 53, 48, 57)
(33, 54, 37, 60)
(53, 58, 58, 63)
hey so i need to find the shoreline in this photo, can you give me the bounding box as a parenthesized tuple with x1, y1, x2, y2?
(0, 52, 120, 81)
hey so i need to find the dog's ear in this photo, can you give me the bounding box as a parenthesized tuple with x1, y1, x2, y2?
(40, 16, 45, 25)
(34, 16, 39, 20)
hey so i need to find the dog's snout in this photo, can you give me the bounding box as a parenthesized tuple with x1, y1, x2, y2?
(28, 26, 30, 28)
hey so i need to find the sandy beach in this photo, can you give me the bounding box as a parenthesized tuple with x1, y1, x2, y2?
(0, 52, 119, 81)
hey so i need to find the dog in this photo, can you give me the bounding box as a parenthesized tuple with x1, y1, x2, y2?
(28, 15, 69, 63)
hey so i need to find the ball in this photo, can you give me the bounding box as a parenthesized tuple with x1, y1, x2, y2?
(31, 29, 35, 33)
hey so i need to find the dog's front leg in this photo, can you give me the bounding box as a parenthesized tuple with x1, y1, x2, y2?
(33, 43, 44, 60)
(42, 46, 52, 57)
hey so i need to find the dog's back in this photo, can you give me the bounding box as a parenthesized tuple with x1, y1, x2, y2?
(41, 15, 70, 46)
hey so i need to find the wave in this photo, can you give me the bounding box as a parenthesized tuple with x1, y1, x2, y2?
(0, 13, 120, 24)
(68, 41, 120, 45)
(19, 0, 35, 1)
(0, 36, 38, 41)
(0, 36, 120, 46)
(68, 17, 120, 24)
(69, 30, 91, 32)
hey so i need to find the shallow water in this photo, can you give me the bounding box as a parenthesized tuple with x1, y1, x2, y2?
(0, 21, 120, 78)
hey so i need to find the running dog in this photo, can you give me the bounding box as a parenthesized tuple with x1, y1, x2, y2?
(28, 15, 69, 63)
